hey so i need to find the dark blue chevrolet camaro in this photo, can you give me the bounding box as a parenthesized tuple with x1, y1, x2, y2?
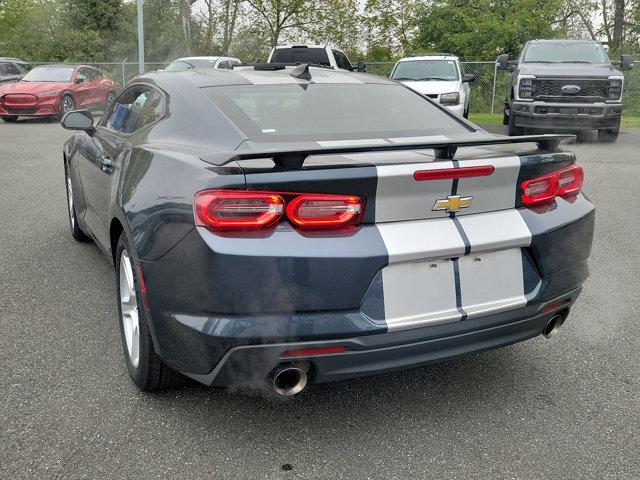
(61, 64, 594, 395)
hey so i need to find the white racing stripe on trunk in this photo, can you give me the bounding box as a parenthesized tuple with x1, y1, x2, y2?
(455, 208, 532, 253)
(376, 208, 533, 331)
(457, 249, 527, 316)
(374, 161, 457, 223)
(376, 217, 465, 331)
(454, 155, 521, 214)
(382, 258, 462, 330)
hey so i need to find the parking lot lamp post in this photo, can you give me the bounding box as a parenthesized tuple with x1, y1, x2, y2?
(137, 0, 145, 74)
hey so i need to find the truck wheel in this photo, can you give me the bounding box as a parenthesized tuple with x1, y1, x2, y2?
(507, 110, 524, 136)
(598, 127, 619, 143)
(115, 232, 188, 391)
(502, 109, 509, 125)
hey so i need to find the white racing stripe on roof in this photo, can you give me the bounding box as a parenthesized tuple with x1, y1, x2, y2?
(316, 139, 389, 147)
(387, 135, 450, 143)
(232, 67, 366, 85)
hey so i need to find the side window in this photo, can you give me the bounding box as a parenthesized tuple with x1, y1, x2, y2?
(76, 68, 90, 83)
(0, 62, 20, 75)
(332, 50, 353, 71)
(218, 60, 231, 70)
(100, 85, 164, 134)
(88, 68, 102, 80)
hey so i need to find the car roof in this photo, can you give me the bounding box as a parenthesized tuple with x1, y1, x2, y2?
(273, 44, 330, 50)
(139, 65, 395, 90)
(172, 56, 240, 62)
(528, 39, 598, 44)
(397, 55, 459, 62)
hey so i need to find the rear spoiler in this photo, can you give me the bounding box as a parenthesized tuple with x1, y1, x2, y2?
(202, 134, 575, 169)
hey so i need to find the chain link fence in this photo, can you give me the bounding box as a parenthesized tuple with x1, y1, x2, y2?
(366, 61, 640, 116)
(29, 60, 640, 117)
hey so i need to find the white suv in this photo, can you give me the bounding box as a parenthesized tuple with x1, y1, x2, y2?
(390, 54, 475, 118)
(268, 45, 366, 72)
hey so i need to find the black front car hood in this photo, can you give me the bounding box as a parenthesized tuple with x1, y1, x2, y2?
(519, 63, 622, 78)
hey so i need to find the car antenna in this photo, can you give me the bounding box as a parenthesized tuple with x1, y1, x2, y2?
(290, 63, 312, 80)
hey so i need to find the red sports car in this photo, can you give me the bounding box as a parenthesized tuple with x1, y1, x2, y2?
(0, 64, 117, 122)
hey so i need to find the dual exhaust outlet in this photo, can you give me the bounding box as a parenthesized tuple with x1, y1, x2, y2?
(270, 363, 308, 396)
(268, 312, 568, 395)
(542, 313, 566, 339)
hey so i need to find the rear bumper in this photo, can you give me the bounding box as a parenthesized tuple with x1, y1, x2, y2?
(184, 288, 582, 386)
(139, 195, 594, 385)
(512, 101, 622, 130)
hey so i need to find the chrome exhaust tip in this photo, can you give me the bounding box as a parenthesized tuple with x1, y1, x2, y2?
(272, 365, 308, 396)
(543, 314, 565, 339)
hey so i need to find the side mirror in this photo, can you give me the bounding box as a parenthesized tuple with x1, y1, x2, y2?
(462, 73, 476, 83)
(75, 77, 85, 84)
(496, 54, 510, 71)
(61, 109, 95, 134)
(355, 61, 366, 73)
(621, 54, 634, 71)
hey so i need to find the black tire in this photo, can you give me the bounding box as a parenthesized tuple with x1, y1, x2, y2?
(598, 127, 620, 143)
(463, 106, 469, 119)
(56, 94, 75, 121)
(502, 108, 509, 125)
(115, 232, 187, 392)
(64, 162, 91, 242)
(1, 115, 18, 123)
(507, 109, 524, 136)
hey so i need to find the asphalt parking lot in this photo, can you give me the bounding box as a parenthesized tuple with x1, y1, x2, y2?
(1, 118, 639, 480)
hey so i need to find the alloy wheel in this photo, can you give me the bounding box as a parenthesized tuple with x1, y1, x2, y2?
(119, 250, 140, 368)
(62, 96, 74, 113)
(66, 169, 75, 229)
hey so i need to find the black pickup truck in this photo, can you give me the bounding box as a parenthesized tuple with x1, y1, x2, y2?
(498, 39, 634, 142)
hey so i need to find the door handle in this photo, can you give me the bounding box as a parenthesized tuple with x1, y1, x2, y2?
(100, 156, 114, 172)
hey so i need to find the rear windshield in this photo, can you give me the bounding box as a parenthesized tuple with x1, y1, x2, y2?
(523, 42, 610, 64)
(165, 59, 218, 71)
(205, 83, 469, 141)
(270, 48, 331, 66)
(392, 60, 460, 81)
(22, 66, 74, 82)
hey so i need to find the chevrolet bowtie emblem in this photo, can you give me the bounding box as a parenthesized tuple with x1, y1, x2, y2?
(432, 195, 473, 213)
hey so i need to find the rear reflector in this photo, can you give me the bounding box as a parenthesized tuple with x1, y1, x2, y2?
(541, 299, 571, 314)
(414, 165, 495, 181)
(521, 164, 584, 206)
(286, 194, 364, 229)
(194, 190, 284, 230)
(281, 346, 346, 357)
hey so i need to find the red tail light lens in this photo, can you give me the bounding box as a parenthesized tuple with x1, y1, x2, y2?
(556, 165, 584, 196)
(521, 164, 584, 206)
(194, 190, 284, 230)
(521, 172, 557, 205)
(286, 194, 364, 229)
(414, 165, 495, 181)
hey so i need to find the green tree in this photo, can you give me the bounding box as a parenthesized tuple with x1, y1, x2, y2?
(413, 0, 567, 59)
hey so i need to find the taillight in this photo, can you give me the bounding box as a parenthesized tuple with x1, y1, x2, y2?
(286, 194, 364, 229)
(194, 190, 365, 231)
(556, 165, 584, 196)
(194, 190, 284, 230)
(521, 164, 584, 206)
